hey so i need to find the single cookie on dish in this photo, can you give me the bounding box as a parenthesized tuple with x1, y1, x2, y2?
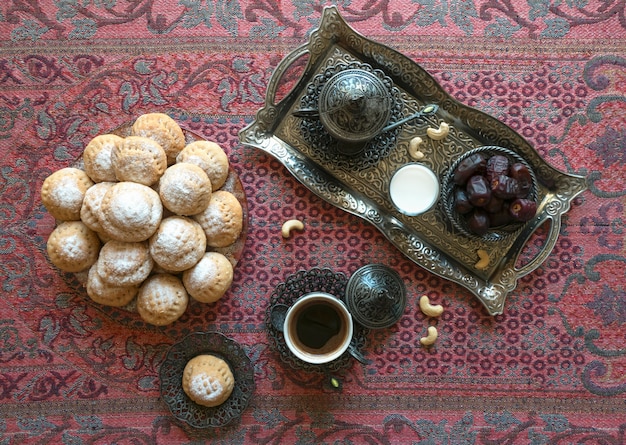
(131, 113, 185, 165)
(111, 136, 167, 186)
(46, 221, 101, 272)
(100, 181, 163, 242)
(80, 181, 115, 233)
(182, 354, 235, 407)
(176, 140, 230, 190)
(193, 190, 243, 248)
(158, 163, 212, 216)
(82, 134, 123, 183)
(95, 240, 153, 287)
(41, 167, 95, 221)
(85, 265, 139, 307)
(149, 216, 206, 272)
(136, 274, 188, 326)
(182, 252, 233, 303)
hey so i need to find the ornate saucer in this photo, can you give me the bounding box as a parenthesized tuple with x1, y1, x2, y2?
(159, 332, 255, 429)
(264, 268, 370, 374)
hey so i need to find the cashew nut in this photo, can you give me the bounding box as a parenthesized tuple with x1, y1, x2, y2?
(475, 249, 490, 270)
(408, 136, 425, 160)
(419, 295, 444, 318)
(281, 219, 304, 238)
(420, 326, 438, 346)
(426, 122, 450, 140)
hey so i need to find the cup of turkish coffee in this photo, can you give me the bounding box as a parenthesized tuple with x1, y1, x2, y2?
(283, 292, 354, 364)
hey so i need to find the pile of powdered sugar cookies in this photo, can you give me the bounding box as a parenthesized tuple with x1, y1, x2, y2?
(41, 113, 244, 326)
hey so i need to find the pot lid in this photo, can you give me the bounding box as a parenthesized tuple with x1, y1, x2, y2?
(345, 264, 407, 329)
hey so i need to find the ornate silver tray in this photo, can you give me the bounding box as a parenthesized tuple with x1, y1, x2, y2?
(238, 6, 587, 315)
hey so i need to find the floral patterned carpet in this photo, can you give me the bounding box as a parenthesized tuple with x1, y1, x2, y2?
(1, 1, 625, 444)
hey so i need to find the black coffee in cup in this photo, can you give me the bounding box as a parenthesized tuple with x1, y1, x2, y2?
(284, 292, 353, 364)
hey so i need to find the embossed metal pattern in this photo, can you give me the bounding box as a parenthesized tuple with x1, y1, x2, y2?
(318, 68, 393, 143)
(345, 264, 407, 329)
(299, 61, 404, 163)
(239, 6, 587, 315)
(159, 332, 255, 429)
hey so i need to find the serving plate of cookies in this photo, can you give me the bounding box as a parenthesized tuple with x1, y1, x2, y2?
(41, 113, 247, 326)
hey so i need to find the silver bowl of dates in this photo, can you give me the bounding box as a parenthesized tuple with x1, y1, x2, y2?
(441, 146, 539, 242)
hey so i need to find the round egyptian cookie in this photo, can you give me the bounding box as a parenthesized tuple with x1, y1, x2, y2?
(136, 274, 188, 326)
(149, 216, 206, 272)
(41, 167, 95, 221)
(46, 221, 101, 273)
(193, 190, 243, 248)
(100, 182, 163, 242)
(85, 265, 138, 307)
(182, 252, 233, 303)
(82, 134, 123, 183)
(182, 354, 235, 407)
(176, 140, 230, 190)
(95, 240, 153, 287)
(131, 113, 185, 165)
(158, 163, 212, 216)
(80, 181, 115, 233)
(111, 136, 167, 186)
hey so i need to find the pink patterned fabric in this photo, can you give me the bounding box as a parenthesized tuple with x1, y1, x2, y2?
(1, 1, 625, 443)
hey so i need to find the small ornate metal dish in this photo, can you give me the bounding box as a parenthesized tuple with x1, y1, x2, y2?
(441, 146, 539, 242)
(265, 268, 369, 373)
(345, 264, 407, 329)
(239, 6, 587, 315)
(159, 332, 255, 429)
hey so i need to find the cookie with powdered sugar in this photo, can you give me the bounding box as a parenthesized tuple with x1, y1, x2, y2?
(111, 136, 167, 186)
(182, 252, 233, 303)
(131, 113, 185, 165)
(176, 140, 230, 190)
(85, 265, 138, 307)
(41, 167, 94, 221)
(80, 181, 115, 233)
(46, 221, 101, 273)
(158, 162, 212, 216)
(149, 216, 206, 272)
(82, 134, 122, 183)
(100, 181, 163, 242)
(193, 190, 243, 248)
(182, 354, 235, 407)
(95, 240, 153, 287)
(136, 274, 188, 326)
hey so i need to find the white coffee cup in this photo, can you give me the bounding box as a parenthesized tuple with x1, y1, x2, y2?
(283, 292, 354, 364)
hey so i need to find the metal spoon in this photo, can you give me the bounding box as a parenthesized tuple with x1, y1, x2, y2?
(269, 303, 370, 364)
(292, 103, 439, 134)
(380, 103, 439, 133)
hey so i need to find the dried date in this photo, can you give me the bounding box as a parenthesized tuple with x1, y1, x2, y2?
(509, 198, 537, 222)
(451, 152, 536, 236)
(467, 209, 490, 235)
(491, 174, 519, 199)
(453, 153, 486, 185)
(454, 188, 473, 214)
(466, 175, 491, 207)
(486, 154, 509, 181)
(509, 163, 532, 197)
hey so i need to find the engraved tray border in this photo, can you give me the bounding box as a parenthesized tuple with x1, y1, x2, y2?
(238, 6, 587, 315)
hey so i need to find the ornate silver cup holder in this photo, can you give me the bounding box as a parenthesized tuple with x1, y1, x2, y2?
(239, 6, 587, 315)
